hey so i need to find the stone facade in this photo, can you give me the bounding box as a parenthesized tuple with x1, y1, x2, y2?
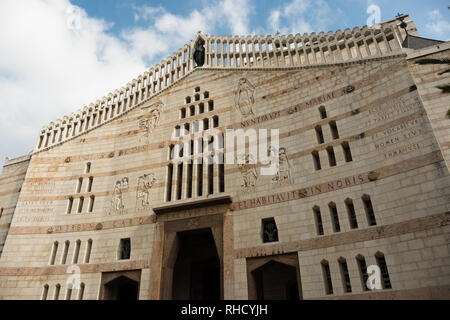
(0, 15, 449, 300)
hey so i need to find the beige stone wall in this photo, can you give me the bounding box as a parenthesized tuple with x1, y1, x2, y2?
(0, 155, 30, 257)
(407, 45, 450, 168)
(0, 52, 449, 300)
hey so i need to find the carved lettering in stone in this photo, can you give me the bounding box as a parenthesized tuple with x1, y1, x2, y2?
(136, 173, 156, 208)
(235, 78, 256, 118)
(383, 142, 423, 159)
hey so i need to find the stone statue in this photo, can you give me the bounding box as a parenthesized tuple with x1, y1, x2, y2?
(120, 240, 131, 260)
(235, 78, 256, 118)
(136, 173, 156, 208)
(263, 221, 278, 242)
(193, 39, 205, 67)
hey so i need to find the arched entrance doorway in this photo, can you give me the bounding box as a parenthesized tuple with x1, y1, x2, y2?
(99, 270, 141, 300)
(247, 253, 302, 300)
(104, 276, 139, 300)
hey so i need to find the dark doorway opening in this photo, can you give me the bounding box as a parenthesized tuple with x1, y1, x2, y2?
(104, 276, 139, 300)
(252, 261, 300, 300)
(172, 228, 220, 300)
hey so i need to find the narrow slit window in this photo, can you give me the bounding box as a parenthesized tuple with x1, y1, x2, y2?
(313, 206, 324, 235)
(315, 126, 324, 144)
(199, 103, 205, 114)
(88, 195, 95, 212)
(329, 121, 339, 139)
(49, 241, 58, 265)
(362, 195, 377, 226)
(339, 258, 352, 293)
(180, 108, 186, 119)
(84, 239, 92, 264)
(54, 284, 61, 300)
(356, 255, 369, 291)
(321, 260, 333, 295)
(208, 101, 214, 112)
(67, 197, 74, 214)
(218, 153, 225, 193)
(66, 288, 72, 300)
(319, 106, 327, 119)
(61, 241, 70, 264)
(213, 116, 219, 128)
(42, 285, 49, 300)
(72, 240, 81, 264)
(85, 162, 91, 174)
(78, 283, 85, 300)
(87, 177, 93, 193)
(197, 163, 203, 197)
(166, 164, 173, 202)
(203, 118, 209, 131)
(312, 151, 321, 170)
(187, 163, 193, 199)
(345, 198, 358, 229)
(329, 202, 341, 232)
(76, 178, 83, 193)
(77, 197, 84, 213)
(376, 252, 392, 289)
(176, 163, 183, 200)
(262, 218, 279, 243)
(207, 158, 214, 195)
(326, 146, 337, 167)
(342, 142, 353, 162)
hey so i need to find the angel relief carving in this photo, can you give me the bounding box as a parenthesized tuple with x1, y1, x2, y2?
(136, 173, 156, 208)
(235, 78, 256, 118)
(139, 101, 163, 144)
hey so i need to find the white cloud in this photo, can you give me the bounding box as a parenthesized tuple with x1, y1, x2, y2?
(266, 0, 334, 35)
(426, 10, 450, 41)
(0, 0, 253, 165)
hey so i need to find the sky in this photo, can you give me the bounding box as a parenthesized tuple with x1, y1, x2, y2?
(0, 0, 449, 167)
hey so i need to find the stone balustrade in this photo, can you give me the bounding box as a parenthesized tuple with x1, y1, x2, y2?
(34, 24, 402, 153)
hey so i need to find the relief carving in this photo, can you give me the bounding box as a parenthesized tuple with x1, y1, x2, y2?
(271, 147, 293, 185)
(136, 173, 156, 208)
(139, 101, 163, 144)
(238, 154, 258, 194)
(108, 177, 129, 215)
(235, 78, 256, 118)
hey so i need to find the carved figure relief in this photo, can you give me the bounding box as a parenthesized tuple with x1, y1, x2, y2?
(235, 78, 256, 118)
(238, 154, 258, 193)
(108, 177, 129, 215)
(139, 101, 163, 144)
(271, 147, 293, 185)
(136, 173, 156, 208)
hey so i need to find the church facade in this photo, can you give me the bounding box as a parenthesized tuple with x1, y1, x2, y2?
(0, 14, 449, 300)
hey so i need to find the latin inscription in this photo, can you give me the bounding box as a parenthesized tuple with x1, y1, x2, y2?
(233, 174, 366, 210)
